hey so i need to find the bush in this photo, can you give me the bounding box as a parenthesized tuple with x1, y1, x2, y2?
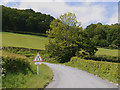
(2, 52, 33, 74)
(65, 57, 120, 84)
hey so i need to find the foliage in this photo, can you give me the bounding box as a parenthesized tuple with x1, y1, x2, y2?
(2, 51, 32, 74)
(46, 12, 97, 63)
(2, 46, 43, 56)
(84, 23, 120, 48)
(2, 46, 49, 61)
(81, 55, 119, 63)
(2, 5, 54, 34)
(65, 57, 120, 84)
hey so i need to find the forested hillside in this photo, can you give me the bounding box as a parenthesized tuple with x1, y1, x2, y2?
(2, 6, 54, 34)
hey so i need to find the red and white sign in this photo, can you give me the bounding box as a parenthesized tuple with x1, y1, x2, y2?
(33, 53, 43, 62)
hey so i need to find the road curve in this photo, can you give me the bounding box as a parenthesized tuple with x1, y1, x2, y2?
(43, 62, 117, 88)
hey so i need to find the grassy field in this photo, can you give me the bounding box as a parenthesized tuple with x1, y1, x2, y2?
(2, 50, 53, 88)
(2, 32, 48, 50)
(96, 48, 118, 57)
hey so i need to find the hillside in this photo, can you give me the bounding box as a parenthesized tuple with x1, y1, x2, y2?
(2, 5, 54, 34)
(2, 32, 48, 50)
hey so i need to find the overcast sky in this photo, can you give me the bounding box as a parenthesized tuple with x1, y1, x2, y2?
(0, 0, 119, 28)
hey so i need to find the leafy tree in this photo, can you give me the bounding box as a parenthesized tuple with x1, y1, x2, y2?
(84, 24, 97, 38)
(84, 22, 120, 48)
(46, 12, 98, 63)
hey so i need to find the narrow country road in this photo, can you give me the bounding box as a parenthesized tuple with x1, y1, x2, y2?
(43, 62, 117, 88)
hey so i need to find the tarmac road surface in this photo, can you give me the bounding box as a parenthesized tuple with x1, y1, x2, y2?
(43, 62, 118, 88)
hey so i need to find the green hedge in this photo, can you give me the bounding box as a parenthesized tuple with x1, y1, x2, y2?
(2, 46, 43, 55)
(82, 55, 119, 63)
(65, 57, 120, 84)
(2, 56, 32, 74)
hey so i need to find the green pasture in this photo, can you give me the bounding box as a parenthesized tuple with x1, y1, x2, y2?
(96, 48, 118, 57)
(2, 32, 48, 50)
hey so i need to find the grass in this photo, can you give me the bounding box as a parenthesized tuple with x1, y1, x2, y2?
(96, 48, 118, 57)
(2, 32, 48, 50)
(23, 64, 53, 88)
(2, 50, 53, 88)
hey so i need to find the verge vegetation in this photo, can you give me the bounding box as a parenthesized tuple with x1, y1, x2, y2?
(2, 50, 53, 88)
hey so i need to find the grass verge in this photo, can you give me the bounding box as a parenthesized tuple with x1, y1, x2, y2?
(2, 51, 53, 88)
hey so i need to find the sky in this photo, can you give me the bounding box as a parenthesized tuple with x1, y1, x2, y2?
(0, 0, 119, 28)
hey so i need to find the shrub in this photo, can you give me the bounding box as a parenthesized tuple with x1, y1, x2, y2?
(2, 52, 33, 74)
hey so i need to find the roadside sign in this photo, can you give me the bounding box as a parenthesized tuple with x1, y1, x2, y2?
(35, 62, 41, 65)
(33, 53, 43, 62)
(33, 53, 43, 75)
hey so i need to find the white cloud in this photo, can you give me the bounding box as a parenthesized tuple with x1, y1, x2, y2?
(18, 2, 118, 27)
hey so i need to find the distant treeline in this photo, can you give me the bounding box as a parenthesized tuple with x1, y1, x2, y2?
(84, 23, 120, 49)
(2, 6, 55, 34)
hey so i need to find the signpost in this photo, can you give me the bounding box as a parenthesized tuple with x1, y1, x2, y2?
(33, 53, 43, 75)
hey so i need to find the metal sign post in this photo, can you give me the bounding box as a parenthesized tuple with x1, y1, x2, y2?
(37, 64, 39, 75)
(33, 53, 43, 75)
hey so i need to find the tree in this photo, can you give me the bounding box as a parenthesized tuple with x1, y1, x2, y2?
(84, 23, 120, 48)
(46, 12, 98, 63)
